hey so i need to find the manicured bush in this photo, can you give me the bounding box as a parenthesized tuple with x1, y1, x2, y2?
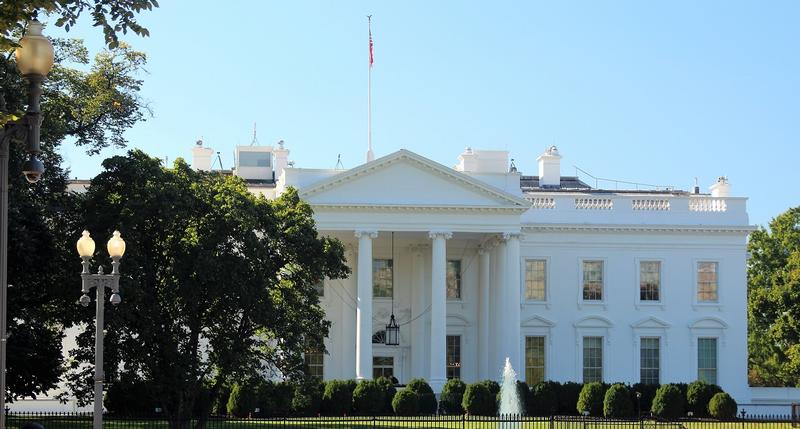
(406, 378, 437, 415)
(375, 377, 397, 415)
(528, 381, 559, 416)
(603, 384, 634, 418)
(651, 384, 685, 419)
(322, 380, 355, 416)
(557, 382, 583, 415)
(686, 380, 723, 417)
(462, 381, 496, 416)
(439, 378, 467, 415)
(352, 380, 385, 415)
(708, 392, 737, 419)
(291, 379, 324, 416)
(392, 389, 420, 416)
(105, 378, 159, 415)
(577, 382, 605, 416)
(630, 383, 659, 417)
(227, 382, 259, 417)
(256, 381, 293, 417)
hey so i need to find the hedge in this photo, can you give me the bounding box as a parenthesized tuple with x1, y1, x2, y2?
(630, 383, 658, 416)
(687, 380, 723, 417)
(603, 384, 634, 418)
(528, 382, 559, 416)
(227, 382, 259, 417)
(375, 377, 397, 415)
(558, 382, 583, 415)
(406, 379, 437, 415)
(352, 380, 385, 415)
(439, 379, 467, 415)
(708, 392, 737, 419)
(651, 384, 685, 419)
(291, 379, 324, 416)
(392, 389, 420, 416)
(322, 380, 355, 416)
(462, 381, 496, 416)
(257, 381, 293, 417)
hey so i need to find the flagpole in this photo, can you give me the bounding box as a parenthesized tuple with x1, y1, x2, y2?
(366, 15, 374, 163)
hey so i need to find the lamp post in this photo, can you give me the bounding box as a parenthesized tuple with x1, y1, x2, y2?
(76, 230, 126, 429)
(0, 19, 54, 429)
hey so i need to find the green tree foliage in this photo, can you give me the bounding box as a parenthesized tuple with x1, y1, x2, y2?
(527, 382, 558, 416)
(322, 380, 354, 416)
(374, 377, 396, 415)
(352, 380, 384, 415)
(686, 381, 723, 417)
(650, 384, 684, 419)
(1, 38, 147, 401)
(0, 0, 157, 50)
(226, 382, 257, 418)
(392, 389, 419, 416)
(708, 392, 737, 419)
(557, 382, 583, 415)
(748, 207, 800, 386)
(630, 383, 659, 417)
(291, 379, 324, 417)
(406, 378, 437, 415)
(577, 382, 605, 417)
(62, 152, 349, 427)
(438, 378, 466, 415)
(603, 384, 634, 419)
(105, 375, 159, 415)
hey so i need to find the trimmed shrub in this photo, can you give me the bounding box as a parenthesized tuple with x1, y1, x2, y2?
(651, 384, 685, 419)
(516, 381, 529, 414)
(687, 380, 723, 417)
(393, 389, 420, 416)
(227, 382, 259, 417)
(577, 382, 605, 417)
(105, 379, 159, 416)
(708, 392, 737, 419)
(352, 380, 385, 415)
(322, 380, 355, 416)
(558, 382, 583, 415)
(375, 377, 397, 415)
(406, 378, 437, 415)
(603, 384, 634, 418)
(528, 382, 559, 416)
(462, 382, 496, 416)
(257, 381, 293, 417)
(291, 379, 324, 416)
(439, 379, 467, 415)
(630, 383, 659, 417)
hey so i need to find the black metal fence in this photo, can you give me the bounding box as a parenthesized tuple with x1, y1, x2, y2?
(4, 414, 799, 429)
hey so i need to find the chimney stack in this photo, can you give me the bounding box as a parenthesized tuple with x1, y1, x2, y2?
(709, 176, 731, 197)
(537, 146, 562, 187)
(274, 140, 290, 179)
(192, 139, 214, 171)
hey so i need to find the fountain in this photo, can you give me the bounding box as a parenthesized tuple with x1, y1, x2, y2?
(498, 357, 522, 428)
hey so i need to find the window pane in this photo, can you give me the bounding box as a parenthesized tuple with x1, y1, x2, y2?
(525, 260, 547, 301)
(313, 279, 324, 297)
(639, 261, 660, 301)
(373, 356, 394, 379)
(640, 337, 660, 384)
(583, 336, 603, 382)
(698, 338, 717, 384)
(304, 350, 324, 379)
(447, 260, 462, 299)
(373, 259, 393, 298)
(697, 262, 718, 302)
(525, 336, 546, 384)
(583, 261, 603, 301)
(447, 335, 461, 379)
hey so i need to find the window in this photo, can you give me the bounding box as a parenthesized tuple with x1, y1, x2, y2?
(373, 259, 393, 298)
(238, 151, 272, 167)
(697, 262, 718, 302)
(304, 350, 324, 379)
(373, 356, 394, 379)
(447, 260, 462, 299)
(446, 335, 461, 379)
(525, 260, 547, 301)
(313, 279, 324, 297)
(639, 261, 660, 301)
(582, 261, 603, 301)
(698, 338, 718, 384)
(583, 336, 603, 382)
(525, 336, 546, 384)
(640, 337, 660, 384)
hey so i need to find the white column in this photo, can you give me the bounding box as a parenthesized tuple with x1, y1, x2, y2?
(491, 239, 506, 381)
(355, 230, 377, 380)
(410, 244, 428, 379)
(503, 232, 523, 374)
(429, 231, 451, 393)
(341, 247, 357, 379)
(478, 246, 491, 380)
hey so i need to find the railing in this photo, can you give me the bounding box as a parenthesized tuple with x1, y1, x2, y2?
(575, 198, 614, 210)
(522, 195, 742, 221)
(632, 199, 670, 211)
(4, 413, 796, 429)
(689, 197, 728, 212)
(527, 197, 556, 209)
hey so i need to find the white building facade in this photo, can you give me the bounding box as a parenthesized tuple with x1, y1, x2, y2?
(228, 143, 754, 401)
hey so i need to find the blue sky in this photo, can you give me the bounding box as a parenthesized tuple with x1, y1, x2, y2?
(48, 1, 798, 227)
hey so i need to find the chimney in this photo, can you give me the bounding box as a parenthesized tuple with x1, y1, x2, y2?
(537, 146, 562, 187)
(455, 147, 477, 172)
(192, 139, 214, 171)
(709, 176, 731, 197)
(274, 140, 290, 179)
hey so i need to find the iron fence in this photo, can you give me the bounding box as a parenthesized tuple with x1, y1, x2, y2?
(4, 413, 798, 429)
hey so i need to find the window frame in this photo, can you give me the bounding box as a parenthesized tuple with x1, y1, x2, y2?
(635, 258, 664, 308)
(524, 335, 547, 385)
(372, 258, 394, 299)
(697, 337, 719, 385)
(694, 260, 721, 305)
(581, 336, 604, 383)
(524, 258, 549, 303)
(638, 336, 661, 385)
(578, 257, 607, 308)
(446, 335, 462, 379)
(446, 259, 462, 301)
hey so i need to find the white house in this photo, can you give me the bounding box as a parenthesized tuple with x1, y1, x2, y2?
(204, 142, 754, 401)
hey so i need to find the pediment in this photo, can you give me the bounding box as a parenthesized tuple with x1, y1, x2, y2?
(631, 317, 671, 329)
(689, 317, 728, 330)
(522, 315, 555, 328)
(299, 150, 529, 209)
(574, 315, 614, 328)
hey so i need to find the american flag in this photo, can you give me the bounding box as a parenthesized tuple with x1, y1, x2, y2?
(369, 21, 374, 67)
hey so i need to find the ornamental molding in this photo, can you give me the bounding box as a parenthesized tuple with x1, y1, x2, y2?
(299, 149, 531, 208)
(522, 224, 756, 234)
(428, 231, 453, 240)
(311, 203, 528, 214)
(354, 230, 378, 239)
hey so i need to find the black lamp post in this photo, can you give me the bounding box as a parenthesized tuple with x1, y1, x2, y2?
(0, 19, 54, 429)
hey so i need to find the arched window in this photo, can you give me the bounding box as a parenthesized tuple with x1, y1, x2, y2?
(372, 330, 386, 344)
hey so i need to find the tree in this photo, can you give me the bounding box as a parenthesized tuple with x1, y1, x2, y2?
(62, 151, 349, 428)
(748, 207, 800, 386)
(0, 38, 148, 401)
(0, 0, 157, 50)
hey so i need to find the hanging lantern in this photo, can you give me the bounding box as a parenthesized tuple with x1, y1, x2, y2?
(385, 313, 400, 346)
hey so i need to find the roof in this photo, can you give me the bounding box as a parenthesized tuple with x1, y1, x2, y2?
(519, 175, 693, 195)
(520, 175, 592, 191)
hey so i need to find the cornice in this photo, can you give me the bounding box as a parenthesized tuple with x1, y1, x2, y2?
(522, 224, 757, 234)
(310, 203, 528, 214)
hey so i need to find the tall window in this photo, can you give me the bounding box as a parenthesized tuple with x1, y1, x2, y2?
(447, 260, 462, 299)
(582, 261, 603, 301)
(304, 350, 324, 379)
(525, 336, 545, 384)
(698, 338, 718, 384)
(373, 259, 393, 298)
(373, 356, 394, 379)
(313, 279, 324, 297)
(640, 337, 660, 384)
(697, 262, 718, 302)
(446, 335, 461, 379)
(639, 261, 660, 301)
(583, 336, 603, 382)
(525, 260, 547, 301)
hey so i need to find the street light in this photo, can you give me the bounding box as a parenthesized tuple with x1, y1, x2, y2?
(77, 230, 126, 429)
(0, 19, 54, 429)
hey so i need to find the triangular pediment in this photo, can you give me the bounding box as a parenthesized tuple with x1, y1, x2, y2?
(299, 150, 529, 209)
(522, 315, 555, 327)
(631, 317, 671, 329)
